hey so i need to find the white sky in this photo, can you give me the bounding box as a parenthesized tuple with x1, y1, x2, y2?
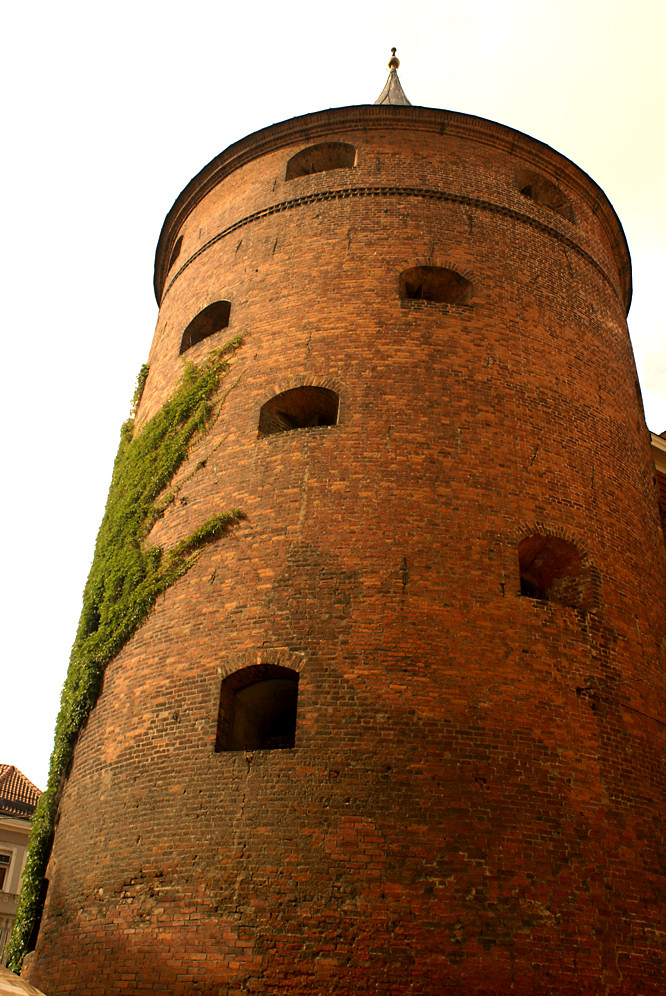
(1, 0, 664, 791)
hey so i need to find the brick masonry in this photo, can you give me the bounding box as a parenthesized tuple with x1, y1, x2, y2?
(24, 106, 666, 994)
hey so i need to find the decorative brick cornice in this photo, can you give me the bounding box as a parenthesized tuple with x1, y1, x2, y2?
(159, 184, 629, 311)
(154, 105, 631, 310)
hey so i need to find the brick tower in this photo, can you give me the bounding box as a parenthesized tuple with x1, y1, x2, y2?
(20, 56, 666, 994)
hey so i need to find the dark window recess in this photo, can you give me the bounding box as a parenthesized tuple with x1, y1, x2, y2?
(285, 142, 356, 180)
(518, 534, 592, 610)
(258, 386, 339, 437)
(516, 170, 575, 222)
(179, 301, 231, 354)
(399, 266, 472, 305)
(167, 235, 183, 274)
(215, 665, 299, 751)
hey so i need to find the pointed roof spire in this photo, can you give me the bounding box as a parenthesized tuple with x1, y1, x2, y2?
(374, 48, 412, 106)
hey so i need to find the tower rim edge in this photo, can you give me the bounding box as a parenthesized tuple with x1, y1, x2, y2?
(153, 103, 632, 314)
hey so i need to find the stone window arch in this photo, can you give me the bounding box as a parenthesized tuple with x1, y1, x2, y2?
(399, 266, 472, 305)
(179, 301, 231, 354)
(285, 142, 356, 180)
(258, 386, 339, 437)
(518, 534, 592, 610)
(516, 170, 575, 222)
(215, 665, 299, 751)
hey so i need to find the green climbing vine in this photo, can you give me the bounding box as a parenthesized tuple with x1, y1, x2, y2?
(6, 338, 245, 972)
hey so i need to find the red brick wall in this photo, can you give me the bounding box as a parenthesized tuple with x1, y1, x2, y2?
(657, 469, 666, 510)
(656, 469, 666, 535)
(26, 107, 666, 995)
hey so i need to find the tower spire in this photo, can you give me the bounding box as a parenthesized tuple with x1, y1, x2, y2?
(374, 47, 411, 106)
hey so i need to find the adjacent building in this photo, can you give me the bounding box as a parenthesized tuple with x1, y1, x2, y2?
(0, 769, 40, 967)
(651, 430, 666, 530)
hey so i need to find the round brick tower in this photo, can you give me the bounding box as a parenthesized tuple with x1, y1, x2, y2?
(24, 65, 666, 995)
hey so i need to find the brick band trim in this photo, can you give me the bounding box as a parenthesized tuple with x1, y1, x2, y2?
(511, 520, 593, 557)
(261, 375, 344, 402)
(154, 106, 631, 305)
(160, 185, 627, 309)
(215, 648, 307, 682)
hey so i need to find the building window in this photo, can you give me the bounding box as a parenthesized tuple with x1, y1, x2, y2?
(518, 534, 592, 610)
(215, 665, 299, 751)
(258, 386, 339, 437)
(516, 170, 575, 222)
(399, 266, 472, 304)
(179, 301, 231, 354)
(0, 853, 11, 891)
(285, 142, 356, 180)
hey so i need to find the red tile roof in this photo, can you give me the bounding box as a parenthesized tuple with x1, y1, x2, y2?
(0, 765, 42, 819)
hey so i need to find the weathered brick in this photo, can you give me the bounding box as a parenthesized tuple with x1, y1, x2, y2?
(25, 105, 666, 995)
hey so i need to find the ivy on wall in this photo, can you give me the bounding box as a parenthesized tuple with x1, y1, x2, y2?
(7, 338, 245, 971)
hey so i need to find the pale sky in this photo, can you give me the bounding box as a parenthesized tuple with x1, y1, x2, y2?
(1, 0, 664, 791)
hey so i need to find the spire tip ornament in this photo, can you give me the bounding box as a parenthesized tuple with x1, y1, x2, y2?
(374, 47, 411, 106)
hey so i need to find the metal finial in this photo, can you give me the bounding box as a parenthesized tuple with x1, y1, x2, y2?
(374, 48, 411, 105)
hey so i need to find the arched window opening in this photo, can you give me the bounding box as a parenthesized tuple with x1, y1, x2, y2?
(285, 142, 356, 181)
(399, 266, 472, 305)
(516, 171, 575, 222)
(167, 235, 183, 274)
(518, 535, 592, 610)
(179, 301, 231, 354)
(258, 386, 339, 437)
(215, 666, 299, 751)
